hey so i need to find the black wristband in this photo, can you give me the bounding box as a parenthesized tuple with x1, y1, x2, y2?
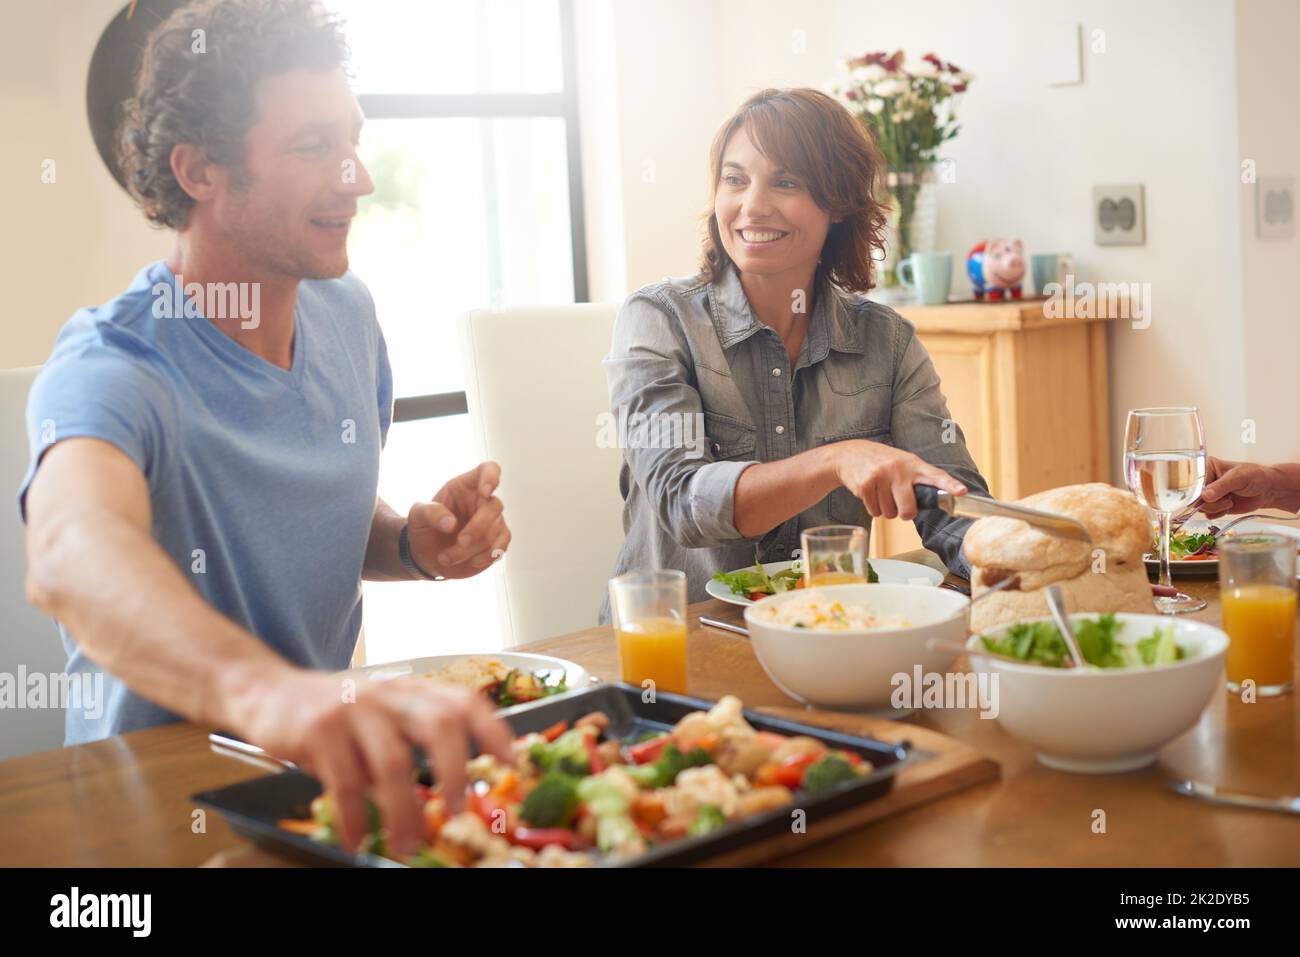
(399, 523, 444, 581)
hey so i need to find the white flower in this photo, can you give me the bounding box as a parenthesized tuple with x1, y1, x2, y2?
(854, 63, 887, 84)
(865, 98, 885, 115)
(910, 59, 939, 78)
(873, 78, 902, 98)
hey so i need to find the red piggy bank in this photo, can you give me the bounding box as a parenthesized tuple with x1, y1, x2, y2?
(966, 239, 1025, 300)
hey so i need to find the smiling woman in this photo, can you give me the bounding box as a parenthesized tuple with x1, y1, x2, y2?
(601, 88, 992, 612)
(701, 88, 886, 296)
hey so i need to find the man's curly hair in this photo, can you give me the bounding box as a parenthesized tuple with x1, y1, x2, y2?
(116, 0, 350, 229)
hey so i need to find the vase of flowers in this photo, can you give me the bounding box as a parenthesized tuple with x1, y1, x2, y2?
(830, 51, 971, 293)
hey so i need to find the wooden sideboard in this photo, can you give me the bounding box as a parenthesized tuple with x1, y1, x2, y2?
(868, 296, 1114, 558)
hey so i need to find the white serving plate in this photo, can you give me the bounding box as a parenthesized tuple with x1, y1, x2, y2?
(706, 558, 945, 605)
(1143, 519, 1300, 578)
(346, 652, 597, 697)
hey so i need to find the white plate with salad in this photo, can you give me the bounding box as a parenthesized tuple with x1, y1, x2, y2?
(1143, 518, 1300, 578)
(707, 557, 944, 605)
(347, 653, 595, 708)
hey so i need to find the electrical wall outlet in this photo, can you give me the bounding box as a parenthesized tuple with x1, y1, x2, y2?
(1093, 183, 1145, 245)
(1256, 176, 1295, 240)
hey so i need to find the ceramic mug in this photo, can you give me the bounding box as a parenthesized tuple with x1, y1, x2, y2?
(1032, 253, 1076, 295)
(897, 252, 952, 305)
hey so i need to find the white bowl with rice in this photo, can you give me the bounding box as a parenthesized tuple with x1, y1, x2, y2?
(743, 584, 970, 713)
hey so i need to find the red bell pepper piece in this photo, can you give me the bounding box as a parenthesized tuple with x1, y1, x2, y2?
(628, 734, 671, 765)
(583, 732, 605, 774)
(471, 770, 518, 827)
(510, 827, 584, 851)
(774, 752, 820, 789)
(472, 789, 509, 825)
(539, 720, 568, 743)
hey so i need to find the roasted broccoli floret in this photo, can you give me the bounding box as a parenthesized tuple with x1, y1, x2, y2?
(626, 744, 712, 789)
(801, 754, 858, 793)
(520, 771, 580, 827)
(687, 804, 728, 836)
(529, 728, 595, 776)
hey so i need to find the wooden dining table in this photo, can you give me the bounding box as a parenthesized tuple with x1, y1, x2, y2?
(0, 577, 1296, 867)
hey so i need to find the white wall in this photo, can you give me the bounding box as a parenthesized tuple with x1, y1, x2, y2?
(5, 0, 1292, 478)
(598, 0, 727, 288)
(0, 0, 173, 370)
(1234, 0, 1300, 464)
(591, 0, 1257, 478)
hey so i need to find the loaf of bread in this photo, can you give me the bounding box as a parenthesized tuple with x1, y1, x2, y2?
(962, 483, 1155, 633)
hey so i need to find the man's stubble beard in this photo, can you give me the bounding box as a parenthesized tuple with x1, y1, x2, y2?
(225, 185, 349, 281)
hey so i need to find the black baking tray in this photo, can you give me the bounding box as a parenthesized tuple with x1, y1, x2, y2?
(194, 684, 917, 867)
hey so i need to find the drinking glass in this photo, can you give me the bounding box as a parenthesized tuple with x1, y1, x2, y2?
(1123, 407, 1207, 614)
(608, 569, 688, 694)
(1220, 534, 1296, 696)
(800, 525, 870, 586)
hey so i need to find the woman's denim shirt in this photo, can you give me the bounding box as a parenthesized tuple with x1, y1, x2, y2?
(600, 264, 990, 614)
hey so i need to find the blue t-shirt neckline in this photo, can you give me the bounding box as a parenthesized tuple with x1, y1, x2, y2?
(152, 261, 307, 388)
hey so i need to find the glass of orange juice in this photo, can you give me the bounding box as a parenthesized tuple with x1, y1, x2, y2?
(608, 569, 688, 695)
(801, 525, 870, 586)
(1220, 534, 1297, 697)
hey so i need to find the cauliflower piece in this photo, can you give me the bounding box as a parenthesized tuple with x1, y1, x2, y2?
(507, 845, 537, 866)
(439, 811, 512, 862)
(673, 694, 755, 745)
(593, 765, 640, 804)
(466, 753, 507, 787)
(536, 845, 595, 868)
(707, 694, 749, 732)
(662, 765, 740, 819)
(736, 785, 795, 818)
(605, 828, 648, 859)
(512, 732, 545, 775)
(714, 736, 772, 777)
(478, 843, 535, 868)
(770, 735, 825, 764)
(672, 711, 713, 743)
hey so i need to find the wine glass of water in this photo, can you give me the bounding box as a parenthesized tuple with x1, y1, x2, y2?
(1123, 407, 1207, 614)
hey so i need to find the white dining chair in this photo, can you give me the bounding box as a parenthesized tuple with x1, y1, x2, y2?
(459, 304, 626, 648)
(0, 365, 67, 759)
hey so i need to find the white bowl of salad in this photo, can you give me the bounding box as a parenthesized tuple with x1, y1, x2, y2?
(966, 613, 1228, 773)
(744, 584, 971, 713)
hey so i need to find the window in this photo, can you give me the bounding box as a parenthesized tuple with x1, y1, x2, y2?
(330, 0, 588, 662)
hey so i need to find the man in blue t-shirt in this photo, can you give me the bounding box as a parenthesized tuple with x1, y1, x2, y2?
(19, 0, 513, 857)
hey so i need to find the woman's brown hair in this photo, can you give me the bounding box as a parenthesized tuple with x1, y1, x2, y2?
(700, 88, 888, 293)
